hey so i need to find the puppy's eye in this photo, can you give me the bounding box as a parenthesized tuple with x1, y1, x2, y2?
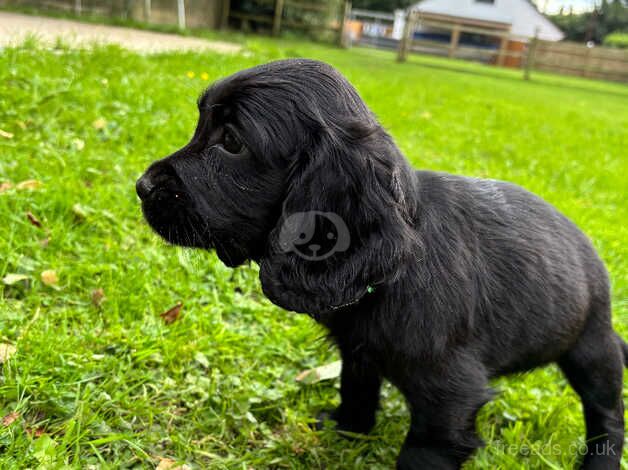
(223, 128, 244, 154)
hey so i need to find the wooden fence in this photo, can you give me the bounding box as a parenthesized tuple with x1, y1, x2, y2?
(530, 39, 628, 82)
(396, 11, 628, 83)
(4, 0, 224, 28)
(3, 0, 351, 42)
(223, 0, 350, 45)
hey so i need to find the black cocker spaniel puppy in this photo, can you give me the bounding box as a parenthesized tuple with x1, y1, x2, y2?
(137, 59, 625, 469)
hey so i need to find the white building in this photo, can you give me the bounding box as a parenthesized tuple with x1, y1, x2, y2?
(407, 0, 564, 41)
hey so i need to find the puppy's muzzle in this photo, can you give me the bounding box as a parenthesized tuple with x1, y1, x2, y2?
(136, 162, 184, 202)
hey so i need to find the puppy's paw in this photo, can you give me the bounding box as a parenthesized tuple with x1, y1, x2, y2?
(313, 410, 337, 431)
(314, 408, 375, 435)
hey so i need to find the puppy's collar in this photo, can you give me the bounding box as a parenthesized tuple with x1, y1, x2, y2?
(311, 284, 376, 320)
(330, 284, 375, 310)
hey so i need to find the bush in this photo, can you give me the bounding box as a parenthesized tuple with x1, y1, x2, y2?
(603, 31, 628, 48)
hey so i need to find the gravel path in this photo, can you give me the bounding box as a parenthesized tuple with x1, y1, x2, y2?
(0, 11, 241, 53)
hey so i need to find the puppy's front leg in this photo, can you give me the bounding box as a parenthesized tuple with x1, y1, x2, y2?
(396, 361, 491, 470)
(321, 348, 382, 434)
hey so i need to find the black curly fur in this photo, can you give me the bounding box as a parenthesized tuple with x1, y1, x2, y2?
(137, 59, 626, 469)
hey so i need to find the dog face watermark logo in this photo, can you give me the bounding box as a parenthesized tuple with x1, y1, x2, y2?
(278, 211, 350, 260)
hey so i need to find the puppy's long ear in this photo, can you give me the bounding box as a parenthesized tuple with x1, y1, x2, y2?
(259, 124, 419, 316)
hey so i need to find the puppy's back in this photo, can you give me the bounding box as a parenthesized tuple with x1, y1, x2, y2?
(414, 170, 609, 374)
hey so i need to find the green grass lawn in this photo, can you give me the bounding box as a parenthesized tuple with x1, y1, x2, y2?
(1, 34, 627, 469)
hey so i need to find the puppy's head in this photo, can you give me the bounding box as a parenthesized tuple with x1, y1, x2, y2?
(137, 59, 417, 315)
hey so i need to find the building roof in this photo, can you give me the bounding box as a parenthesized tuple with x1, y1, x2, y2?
(410, 0, 564, 41)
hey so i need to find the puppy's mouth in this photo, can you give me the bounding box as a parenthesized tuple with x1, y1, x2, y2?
(137, 187, 210, 249)
(142, 203, 213, 249)
(140, 197, 251, 267)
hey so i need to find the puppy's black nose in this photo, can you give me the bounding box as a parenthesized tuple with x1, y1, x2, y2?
(136, 174, 155, 200)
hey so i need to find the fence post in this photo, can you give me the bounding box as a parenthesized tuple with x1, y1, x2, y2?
(524, 28, 539, 80)
(583, 45, 593, 78)
(123, 0, 134, 20)
(272, 0, 285, 36)
(220, 0, 230, 29)
(177, 0, 186, 29)
(448, 24, 460, 58)
(144, 0, 151, 22)
(74, 0, 81, 15)
(397, 10, 415, 62)
(497, 35, 508, 66)
(338, 0, 351, 48)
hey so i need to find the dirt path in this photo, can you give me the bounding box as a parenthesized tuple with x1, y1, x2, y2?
(0, 11, 241, 53)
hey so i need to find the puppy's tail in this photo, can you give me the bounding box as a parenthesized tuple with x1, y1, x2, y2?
(617, 333, 628, 367)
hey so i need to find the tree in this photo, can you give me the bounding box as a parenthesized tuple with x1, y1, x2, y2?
(549, 0, 628, 43)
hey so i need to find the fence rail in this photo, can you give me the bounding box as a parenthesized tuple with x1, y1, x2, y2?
(530, 39, 628, 81)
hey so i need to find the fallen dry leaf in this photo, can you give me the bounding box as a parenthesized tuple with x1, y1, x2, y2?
(159, 303, 183, 325)
(25, 426, 45, 438)
(0, 182, 13, 193)
(0, 128, 13, 139)
(2, 273, 29, 285)
(156, 457, 191, 470)
(39, 237, 50, 247)
(16, 179, 42, 190)
(296, 360, 342, 384)
(92, 117, 107, 130)
(26, 211, 42, 228)
(2, 412, 20, 427)
(0, 343, 17, 364)
(295, 370, 308, 382)
(41, 270, 58, 286)
(156, 458, 176, 470)
(91, 288, 105, 307)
